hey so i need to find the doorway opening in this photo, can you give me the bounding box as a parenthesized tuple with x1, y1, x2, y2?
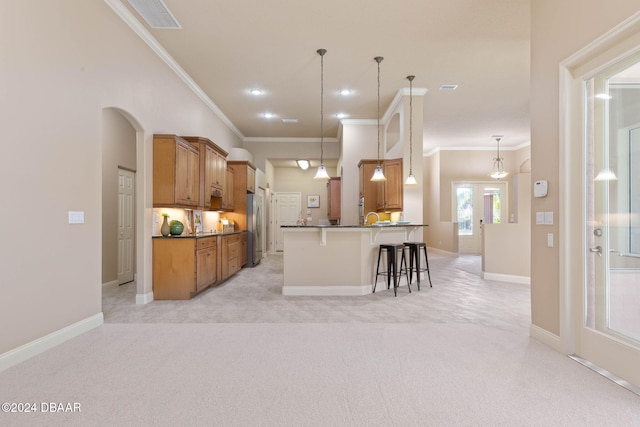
(453, 182, 507, 254)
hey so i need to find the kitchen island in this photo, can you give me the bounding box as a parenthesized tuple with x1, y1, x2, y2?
(281, 224, 427, 296)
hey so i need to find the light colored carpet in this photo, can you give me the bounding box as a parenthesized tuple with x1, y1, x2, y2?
(1, 323, 638, 426)
(2, 253, 639, 426)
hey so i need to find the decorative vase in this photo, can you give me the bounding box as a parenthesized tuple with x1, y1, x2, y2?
(169, 220, 184, 235)
(161, 216, 170, 236)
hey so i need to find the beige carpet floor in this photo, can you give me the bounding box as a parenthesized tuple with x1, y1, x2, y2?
(1, 253, 639, 426)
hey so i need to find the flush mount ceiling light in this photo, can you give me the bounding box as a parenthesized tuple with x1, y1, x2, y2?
(405, 75, 417, 185)
(296, 160, 310, 170)
(490, 136, 508, 180)
(314, 49, 330, 180)
(371, 56, 387, 182)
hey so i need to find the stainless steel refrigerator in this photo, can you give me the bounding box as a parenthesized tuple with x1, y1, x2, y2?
(246, 192, 263, 267)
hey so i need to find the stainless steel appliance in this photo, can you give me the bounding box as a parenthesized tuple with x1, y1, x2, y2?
(246, 192, 263, 267)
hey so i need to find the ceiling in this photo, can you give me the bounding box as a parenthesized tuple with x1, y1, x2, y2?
(119, 0, 531, 155)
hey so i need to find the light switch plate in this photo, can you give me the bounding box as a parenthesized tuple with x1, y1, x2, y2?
(536, 212, 545, 225)
(68, 211, 85, 224)
(544, 211, 554, 225)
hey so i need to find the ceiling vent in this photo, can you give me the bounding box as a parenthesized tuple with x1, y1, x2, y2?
(281, 119, 299, 124)
(440, 84, 458, 91)
(128, 0, 181, 29)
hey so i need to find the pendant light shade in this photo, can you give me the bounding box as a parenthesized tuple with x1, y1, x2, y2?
(405, 75, 417, 185)
(314, 164, 330, 179)
(371, 56, 387, 182)
(314, 48, 330, 180)
(490, 136, 509, 180)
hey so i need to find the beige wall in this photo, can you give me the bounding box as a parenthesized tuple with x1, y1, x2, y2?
(423, 147, 530, 253)
(273, 166, 339, 226)
(1, 1, 242, 355)
(530, 0, 640, 336)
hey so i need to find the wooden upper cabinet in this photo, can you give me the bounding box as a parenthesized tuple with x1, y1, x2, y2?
(378, 158, 403, 211)
(358, 158, 403, 215)
(358, 160, 381, 222)
(182, 136, 228, 211)
(327, 177, 341, 221)
(246, 166, 256, 193)
(153, 134, 199, 208)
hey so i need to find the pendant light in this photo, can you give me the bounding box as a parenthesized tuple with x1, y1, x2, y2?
(490, 136, 509, 180)
(405, 75, 417, 185)
(371, 56, 387, 181)
(313, 48, 330, 180)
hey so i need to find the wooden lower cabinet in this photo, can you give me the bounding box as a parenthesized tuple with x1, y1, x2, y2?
(221, 233, 241, 281)
(196, 237, 217, 291)
(153, 232, 247, 300)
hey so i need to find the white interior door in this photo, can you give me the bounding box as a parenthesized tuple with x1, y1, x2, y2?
(576, 53, 640, 389)
(118, 168, 135, 284)
(453, 182, 506, 254)
(274, 192, 301, 251)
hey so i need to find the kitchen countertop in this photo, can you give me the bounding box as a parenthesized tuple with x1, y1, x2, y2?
(281, 224, 428, 228)
(152, 230, 246, 238)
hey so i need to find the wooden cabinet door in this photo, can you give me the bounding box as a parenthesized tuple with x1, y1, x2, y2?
(247, 167, 256, 193)
(214, 151, 226, 190)
(383, 159, 403, 211)
(196, 247, 216, 291)
(327, 177, 341, 220)
(223, 167, 234, 210)
(175, 143, 193, 206)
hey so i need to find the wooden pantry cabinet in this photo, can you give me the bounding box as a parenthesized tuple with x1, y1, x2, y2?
(153, 134, 199, 208)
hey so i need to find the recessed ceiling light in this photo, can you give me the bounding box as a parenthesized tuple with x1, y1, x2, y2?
(250, 89, 263, 96)
(440, 84, 458, 91)
(336, 113, 348, 119)
(263, 113, 275, 119)
(340, 89, 352, 96)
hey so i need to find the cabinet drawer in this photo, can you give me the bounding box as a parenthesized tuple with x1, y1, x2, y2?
(197, 236, 216, 250)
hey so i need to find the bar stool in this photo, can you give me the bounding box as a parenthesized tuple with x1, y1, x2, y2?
(403, 242, 432, 290)
(373, 244, 411, 296)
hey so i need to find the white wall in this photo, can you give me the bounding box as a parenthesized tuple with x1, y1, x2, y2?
(0, 1, 241, 358)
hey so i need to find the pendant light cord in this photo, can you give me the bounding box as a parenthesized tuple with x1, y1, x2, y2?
(375, 57, 384, 167)
(408, 75, 414, 175)
(318, 49, 326, 166)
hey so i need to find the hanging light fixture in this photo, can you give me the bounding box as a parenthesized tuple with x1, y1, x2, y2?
(405, 75, 417, 185)
(371, 56, 387, 181)
(313, 48, 330, 180)
(490, 136, 509, 180)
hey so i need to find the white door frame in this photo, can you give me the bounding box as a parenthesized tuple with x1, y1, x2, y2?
(271, 192, 302, 252)
(559, 12, 640, 388)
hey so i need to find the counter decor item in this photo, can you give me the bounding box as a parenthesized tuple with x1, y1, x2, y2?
(161, 214, 170, 236)
(169, 220, 184, 235)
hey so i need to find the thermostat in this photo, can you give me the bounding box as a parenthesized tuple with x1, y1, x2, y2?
(534, 180, 548, 198)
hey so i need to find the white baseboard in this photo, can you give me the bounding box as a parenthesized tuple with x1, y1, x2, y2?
(136, 291, 154, 305)
(283, 285, 371, 296)
(0, 313, 103, 372)
(482, 271, 530, 285)
(529, 323, 563, 353)
(102, 279, 119, 287)
(426, 247, 457, 257)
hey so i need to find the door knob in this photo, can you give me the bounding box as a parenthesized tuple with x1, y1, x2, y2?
(589, 246, 602, 256)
